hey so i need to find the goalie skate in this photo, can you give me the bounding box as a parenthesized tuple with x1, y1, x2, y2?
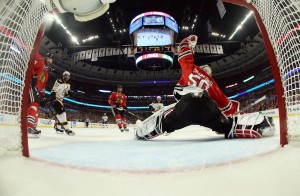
(226, 113, 276, 139)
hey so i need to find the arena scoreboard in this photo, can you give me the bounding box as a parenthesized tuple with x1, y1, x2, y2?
(129, 11, 178, 71)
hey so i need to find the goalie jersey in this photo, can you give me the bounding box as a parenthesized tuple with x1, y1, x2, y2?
(175, 41, 239, 116)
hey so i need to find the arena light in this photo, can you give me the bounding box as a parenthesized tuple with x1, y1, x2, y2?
(82, 35, 99, 43)
(243, 76, 254, 83)
(99, 90, 111, 93)
(229, 11, 253, 40)
(225, 83, 238, 88)
(211, 32, 226, 38)
(77, 90, 85, 93)
(51, 14, 79, 45)
(139, 80, 170, 84)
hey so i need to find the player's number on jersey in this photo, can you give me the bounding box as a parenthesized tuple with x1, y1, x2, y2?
(188, 74, 210, 90)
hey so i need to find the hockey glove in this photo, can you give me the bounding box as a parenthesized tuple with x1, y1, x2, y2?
(50, 92, 56, 101)
(40, 97, 47, 107)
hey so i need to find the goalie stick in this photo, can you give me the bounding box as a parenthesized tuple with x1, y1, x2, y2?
(237, 95, 267, 114)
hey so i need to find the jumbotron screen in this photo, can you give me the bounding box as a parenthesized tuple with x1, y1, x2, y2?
(135, 28, 173, 47)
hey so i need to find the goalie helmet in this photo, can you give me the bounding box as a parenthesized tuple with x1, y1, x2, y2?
(200, 64, 212, 76)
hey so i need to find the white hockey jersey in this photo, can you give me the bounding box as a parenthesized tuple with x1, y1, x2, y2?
(149, 101, 164, 112)
(51, 79, 71, 100)
(102, 115, 108, 122)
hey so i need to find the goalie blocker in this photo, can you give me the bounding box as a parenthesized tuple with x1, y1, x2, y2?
(135, 91, 275, 140)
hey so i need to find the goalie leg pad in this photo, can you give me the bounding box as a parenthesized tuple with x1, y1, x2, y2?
(135, 109, 164, 140)
(226, 113, 276, 139)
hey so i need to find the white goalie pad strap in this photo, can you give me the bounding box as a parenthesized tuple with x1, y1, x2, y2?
(236, 113, 265, 126)
(135, 109, 164, 140)
(227, 113, 275, 139)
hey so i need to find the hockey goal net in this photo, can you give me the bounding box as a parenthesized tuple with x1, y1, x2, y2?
(224, 0, 300, 145)
(0, 0, 48, 156)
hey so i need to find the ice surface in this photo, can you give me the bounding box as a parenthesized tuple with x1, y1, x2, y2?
(1, 124, 300, 196)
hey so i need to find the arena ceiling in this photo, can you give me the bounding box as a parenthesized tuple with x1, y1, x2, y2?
(44, 0, 262, 72)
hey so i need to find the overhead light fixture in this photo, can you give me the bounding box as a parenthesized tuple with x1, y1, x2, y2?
(82, 35, 99, 43)
(225, 83, 238, 88)
(243, 76, 254, 83)
(52, 14, 79, 44)
(99, 90, 112, 93)
(229, 11, 253, 40)
(211, 32, 226, 38)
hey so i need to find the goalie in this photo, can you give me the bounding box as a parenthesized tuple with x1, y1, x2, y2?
(135, 35, 275, 140)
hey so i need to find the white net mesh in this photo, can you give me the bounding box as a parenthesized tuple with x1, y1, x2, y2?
(250, 0, 300, 141)
(0, 0, 47, 152)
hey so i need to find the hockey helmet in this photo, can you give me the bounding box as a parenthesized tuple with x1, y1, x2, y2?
(117, 85, 122, 88)
(157, 96, 162, 99)
(45, 53, 53, 65)
(63, 71, 70, 76)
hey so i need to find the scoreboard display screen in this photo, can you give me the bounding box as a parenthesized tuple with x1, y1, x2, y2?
(143, 15, 164, 25)
(135, 28, 172, 47)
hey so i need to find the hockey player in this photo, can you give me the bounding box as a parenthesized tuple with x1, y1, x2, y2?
(101, 113, 108, 128)
(149, 96, 164, 113)
(27, 53, 53, 137)
(108, 85, 129, 132)
(50, 71, 75, 136)
(135, 35, 275, 140)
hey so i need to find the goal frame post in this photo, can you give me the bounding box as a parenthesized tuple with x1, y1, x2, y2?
(20, 24, 46, 157)
(222, 0, 288, 146)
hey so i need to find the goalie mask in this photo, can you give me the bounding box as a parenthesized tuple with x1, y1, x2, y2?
(200, 64, 212, 76)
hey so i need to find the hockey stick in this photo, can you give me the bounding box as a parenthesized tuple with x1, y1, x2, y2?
(238, 95, 267, 114)
(45, 101, 68, 132)
(124, 109, 144, 121)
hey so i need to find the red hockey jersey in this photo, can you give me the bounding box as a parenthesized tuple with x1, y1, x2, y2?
(177, 40, 239, 116)
(108, 91, 127, 108)
(32, 54, 48, 96)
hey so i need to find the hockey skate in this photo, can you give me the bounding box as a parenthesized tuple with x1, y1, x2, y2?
(55, 128, 64, 134)
(119, 127, 124, 132)
(54, 123, 64, 134)
(64, 128, 75, 136)
(28, 128, 40, 138)
(226, 113, 276, 139)
(35, 129, 42, 134)
(124, 127, 129, 132)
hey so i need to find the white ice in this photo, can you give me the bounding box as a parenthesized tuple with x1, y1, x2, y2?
(1, 123, 300, 196)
